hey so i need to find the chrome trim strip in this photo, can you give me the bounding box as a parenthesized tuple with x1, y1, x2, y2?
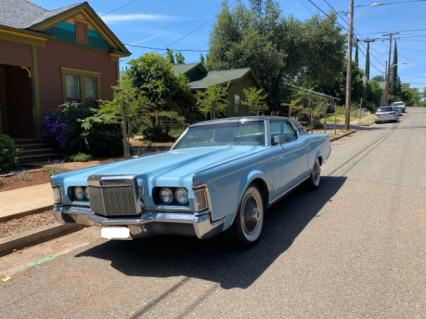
(53, 205, 224, 239)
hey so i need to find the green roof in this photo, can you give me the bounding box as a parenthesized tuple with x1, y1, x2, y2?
(173, 63, 200, 76)
(189, 68, 252, 89)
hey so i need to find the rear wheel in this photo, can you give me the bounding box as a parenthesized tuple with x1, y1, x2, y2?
(231, 186, 264, 247)
(306, 158, 321, 190)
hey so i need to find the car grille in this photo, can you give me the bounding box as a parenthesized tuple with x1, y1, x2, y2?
(88, 176, 141, 217)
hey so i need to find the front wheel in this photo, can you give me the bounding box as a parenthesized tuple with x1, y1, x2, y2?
(306, 158, 321, 190)
(230, 186, 264, 247)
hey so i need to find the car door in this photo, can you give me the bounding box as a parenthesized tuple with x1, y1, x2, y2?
(268, 119, 307, 196)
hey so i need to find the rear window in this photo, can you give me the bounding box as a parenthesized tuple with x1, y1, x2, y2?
(378, 107, 393, 112)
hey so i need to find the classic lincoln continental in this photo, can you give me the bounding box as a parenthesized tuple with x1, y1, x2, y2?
(51, 116, 331, 246)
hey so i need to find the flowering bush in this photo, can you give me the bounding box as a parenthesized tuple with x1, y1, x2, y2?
(42, 112, 67, 148)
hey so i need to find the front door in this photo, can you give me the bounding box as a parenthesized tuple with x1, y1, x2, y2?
(3, 65, 34, 137)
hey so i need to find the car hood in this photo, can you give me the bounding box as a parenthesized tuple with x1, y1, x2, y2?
(53, 145, 266, 187)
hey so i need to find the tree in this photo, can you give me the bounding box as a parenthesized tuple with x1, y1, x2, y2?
(175, 52, 185, 64)
(103, 53, 194, 143)
(196, 85, 229, 119)
(391, 40, 400, 96)
(365, 80, 383, 111)
(354, 41, 359, 68)
(166, 48, 175, 64)
(365, 42, 370, 80)
(400, 83, 421, 106)
(241, 87, 268, 115)
(200, 54, 206, 67)
(207, 1, 345, 107)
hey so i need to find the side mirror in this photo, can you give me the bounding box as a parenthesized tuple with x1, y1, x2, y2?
(272, 135, 288, 145)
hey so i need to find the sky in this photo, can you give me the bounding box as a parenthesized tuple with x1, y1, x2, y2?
(32, 0, 426, 91)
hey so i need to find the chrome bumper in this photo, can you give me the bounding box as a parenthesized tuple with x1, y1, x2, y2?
(53, 205, 224, 239)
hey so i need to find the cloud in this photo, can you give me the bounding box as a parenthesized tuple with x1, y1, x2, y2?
(102, 13, 176, 23)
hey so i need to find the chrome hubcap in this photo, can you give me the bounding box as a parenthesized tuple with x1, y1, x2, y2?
(312, 162, 321, 185)
(243, 197, 260, 233)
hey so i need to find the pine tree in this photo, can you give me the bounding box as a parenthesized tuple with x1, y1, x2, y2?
(354, 41, 359, 68)
(200, 54, 206, 67)
(175, 52, 185, 64)
(365, 42, 370, 81)
(391, 40, 400, 96)
(166, 48, 175, 64)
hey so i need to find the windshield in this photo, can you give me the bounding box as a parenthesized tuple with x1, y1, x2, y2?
(392, 102, 404, 106)
(173, 120, 265, 149)
(378, 107, 393, 112)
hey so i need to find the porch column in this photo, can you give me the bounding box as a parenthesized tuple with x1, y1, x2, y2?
(31, 45, 41, 138)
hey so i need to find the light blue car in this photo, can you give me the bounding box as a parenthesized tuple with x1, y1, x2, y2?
(51, 116, 331, 246)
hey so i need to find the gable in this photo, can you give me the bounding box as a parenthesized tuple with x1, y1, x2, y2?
(41, 15, 112, 51)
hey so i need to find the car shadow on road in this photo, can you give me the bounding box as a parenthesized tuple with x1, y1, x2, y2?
(76, 176, 346, 290)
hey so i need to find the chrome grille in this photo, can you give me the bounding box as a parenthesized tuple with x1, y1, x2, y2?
(88, 175, 141, 217)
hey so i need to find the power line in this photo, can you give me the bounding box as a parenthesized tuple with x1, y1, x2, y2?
(364, 28, 426, 35)
(124, 43, 209, 52)
(166, 0, 239, 47)
(100, 0, 139, 17)
(356, 0, 426, 6)
(306, 0, 350, 32)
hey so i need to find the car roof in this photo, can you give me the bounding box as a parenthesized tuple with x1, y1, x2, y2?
(189, 116, 291, 127)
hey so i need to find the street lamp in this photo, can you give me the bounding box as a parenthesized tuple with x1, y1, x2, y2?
(354, 2, 383, 20)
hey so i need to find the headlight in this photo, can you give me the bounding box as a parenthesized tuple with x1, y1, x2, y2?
(52, 186, 62, 205)
(159, 187, 174, 204)
(194, 187, 209, 212)
(74, 187, 86, 201)
(85, 187, 90, 200)
(175, 188, 188, 205)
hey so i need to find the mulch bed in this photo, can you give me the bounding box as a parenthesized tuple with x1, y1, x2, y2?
(0, 210, 56, 239)
(0, 171, 52, 192)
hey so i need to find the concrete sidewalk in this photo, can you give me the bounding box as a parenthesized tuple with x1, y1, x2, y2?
(0, 183, 52, 220)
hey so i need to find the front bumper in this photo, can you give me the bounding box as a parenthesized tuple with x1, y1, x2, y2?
(53, 205, 224, 239)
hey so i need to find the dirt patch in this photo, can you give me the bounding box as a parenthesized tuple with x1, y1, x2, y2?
(0, 210, 56, 239)
(0, 171, 52, 192)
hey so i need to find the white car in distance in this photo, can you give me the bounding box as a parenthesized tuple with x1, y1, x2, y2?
(375, 106, 398, 123)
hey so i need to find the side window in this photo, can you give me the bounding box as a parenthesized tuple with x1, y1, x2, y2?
(271, 120, 298, 144)
(282, 121, 298, 142)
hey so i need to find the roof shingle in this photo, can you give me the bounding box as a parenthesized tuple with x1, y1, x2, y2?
(189, 68, 252, 89)
(0, 0, 81, 29)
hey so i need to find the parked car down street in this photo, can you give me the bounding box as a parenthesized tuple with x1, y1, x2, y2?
(375, 106, 398, 123)
(391, 101, 406, 113)
(51, 116, 331, 246)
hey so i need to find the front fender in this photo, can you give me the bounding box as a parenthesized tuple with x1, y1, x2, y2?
(223, 170, 271, 229)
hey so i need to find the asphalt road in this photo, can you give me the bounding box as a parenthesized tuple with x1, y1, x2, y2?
(1, 108, 425, 319)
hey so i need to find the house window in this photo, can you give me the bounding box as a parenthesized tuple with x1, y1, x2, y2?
(75, 22, 88, 44)
(62, 68, 100, 105)
(64, 74, 80, 101)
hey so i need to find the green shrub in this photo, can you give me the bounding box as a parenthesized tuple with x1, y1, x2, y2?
(42, 162, 64, 177)
(67, 153, 93, 162)
(15, 171, 30, 182)
(0, 134, 17, 173)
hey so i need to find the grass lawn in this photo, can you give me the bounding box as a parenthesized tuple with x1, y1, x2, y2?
(325, 106, 375, 126)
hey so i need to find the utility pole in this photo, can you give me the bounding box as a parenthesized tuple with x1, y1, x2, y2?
(383, 32, 399, 105)
(344, 0, 354, 130)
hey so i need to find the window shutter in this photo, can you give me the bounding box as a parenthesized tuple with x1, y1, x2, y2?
(75, 22, 88, 44)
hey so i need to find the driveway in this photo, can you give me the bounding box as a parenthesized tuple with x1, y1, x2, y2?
(1, 108, 425, 319)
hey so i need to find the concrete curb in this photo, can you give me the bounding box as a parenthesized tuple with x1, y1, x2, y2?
(330, 130, 356, 142)
(0, 205, 53, 223)
(0, 223, 83, 256)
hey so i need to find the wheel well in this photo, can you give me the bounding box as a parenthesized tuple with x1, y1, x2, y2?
(250, 178, 269, 208)
(318, 156, 323, 166)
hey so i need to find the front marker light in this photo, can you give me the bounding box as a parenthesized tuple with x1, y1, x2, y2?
(175, 188, 189, 205)
(52, 186, 62, 205)
(159, 187, 174, 204)
(74, 187, 86, 201)
(194, 187, 209, 212)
